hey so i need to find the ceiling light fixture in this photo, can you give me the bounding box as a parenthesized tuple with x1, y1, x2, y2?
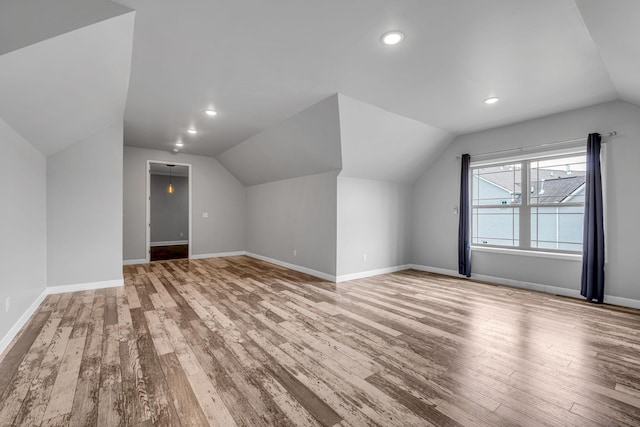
(175, 141, 184, 147)
(484, 97, 500, 105)
(187, 128, 198, 134)
(204, 109, 218, 117)
(381, 31, 404, 46)
(173, 148, 179, 152)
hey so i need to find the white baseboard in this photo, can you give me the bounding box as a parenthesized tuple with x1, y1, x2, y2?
(125, 251, 248, 265)
(46, 279, 124, 295)
(0, 279, 124, 358)
(336, 265, 410, 283)
(245, 252, 336, 282)
(0, 289, 48, 356)
(408, 264, 640, 309)
(150, 240, 189, 247)
(123, 258, 147, 265)
(190, 251, 247, 260)
(603, 295, 640, 310)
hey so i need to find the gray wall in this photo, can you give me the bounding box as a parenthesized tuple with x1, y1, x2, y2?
(150, 175, 189, 243)
(0, 117, 47, 342)
(337, 177, 411, 276)
(412, 100, 640, 301)
(47, 123, 124, 286)
(338, 94, 454, 183)
(123, 146, 245, 260)
(217, 95, 342, 186)
(246, 171, 338, 276)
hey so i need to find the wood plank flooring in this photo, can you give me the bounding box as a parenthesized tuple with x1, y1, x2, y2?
(1, 255, 640, 426)
(150, 245, 189, 262)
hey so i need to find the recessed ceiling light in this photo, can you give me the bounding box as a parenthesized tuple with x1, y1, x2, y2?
(204, 109, 218, 117)
(175, 141, 184, 147)
(173, 148, 179, 152)
(484, 97, 500, 105)
(187, 128, 198, 135)
(381, 31, 404, 46)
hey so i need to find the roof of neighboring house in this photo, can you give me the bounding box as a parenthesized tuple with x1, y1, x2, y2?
(477, 166, 586, 204)
(532, 175, 585, 203)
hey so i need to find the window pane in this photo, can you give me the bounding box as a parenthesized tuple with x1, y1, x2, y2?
(472, 207, 519, 247)
(530, 154, 586, 205)
(531, 206, 583, 251)
(472, 163, 521, 206)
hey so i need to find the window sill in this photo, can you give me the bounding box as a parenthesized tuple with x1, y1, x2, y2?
(471, 245, 582, 262)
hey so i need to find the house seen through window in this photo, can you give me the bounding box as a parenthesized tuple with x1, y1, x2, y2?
(471, 152, 586, 253)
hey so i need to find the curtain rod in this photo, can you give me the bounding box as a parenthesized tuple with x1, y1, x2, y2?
(456, 131, 617, 160)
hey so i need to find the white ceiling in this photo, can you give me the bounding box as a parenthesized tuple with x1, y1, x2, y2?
(111, 0, 639, 159)
(0, 0, 131, 56)
(0, 12, 135, 156)
(2, 0, 639, 177)
(576, 0, 640, 106)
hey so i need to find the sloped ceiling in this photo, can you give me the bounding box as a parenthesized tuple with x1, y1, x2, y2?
(576, 0, 640, 106)
(0, 10, 135, 156)
(114, 0, 640, 159)
(216, 95, 342, 186)
(338, 95, 454, 183)
(217, 93, 455, 186)
(4, 0, 640, 178)
(0, 0, 132, 56)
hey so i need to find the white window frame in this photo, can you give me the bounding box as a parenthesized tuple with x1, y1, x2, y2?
(470, 147, 586, 256)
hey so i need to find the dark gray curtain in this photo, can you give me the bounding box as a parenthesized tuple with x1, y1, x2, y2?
(458, 154, 471, 277)
(581, 133, 605, 303)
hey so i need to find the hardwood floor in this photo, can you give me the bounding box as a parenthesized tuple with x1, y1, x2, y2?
(1, 256, 640, 426)
(150, 244, 189, 262)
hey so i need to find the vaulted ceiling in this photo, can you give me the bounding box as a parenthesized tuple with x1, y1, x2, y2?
(2, 0, 639, 184)
(113, 0, 638, 158)
(0, 0, 134, 156)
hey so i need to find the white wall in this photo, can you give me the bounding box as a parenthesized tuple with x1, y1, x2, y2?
(123, 146, 245, 261)
(47, 123, 124, 287)
(150, 175, 189, 243)
(337, 177, 411, 278)
(412, 100, 640, 301)
(0, 117, 47, 342)
(246, 171, 338, 277)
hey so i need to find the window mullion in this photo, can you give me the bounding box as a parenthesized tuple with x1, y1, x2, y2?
(520, 161, 531, 250)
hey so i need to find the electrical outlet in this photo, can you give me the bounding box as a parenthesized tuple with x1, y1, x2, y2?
(5, 296, 10, 313)
(202, 212, 209, 218)
(363, 254, 367, 262)
(180, 232, 184, 237)
(293, 249, 297, 256)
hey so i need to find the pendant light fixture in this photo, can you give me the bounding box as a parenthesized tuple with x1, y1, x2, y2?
(167, 164, 175, 194)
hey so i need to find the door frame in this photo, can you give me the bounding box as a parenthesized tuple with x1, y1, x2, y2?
(146, 160, 193, 263)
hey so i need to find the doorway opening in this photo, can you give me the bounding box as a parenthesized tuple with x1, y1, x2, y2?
(146, 161, 192, 262)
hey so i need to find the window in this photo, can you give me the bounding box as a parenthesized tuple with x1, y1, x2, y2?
(471, 151, 586, 253)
